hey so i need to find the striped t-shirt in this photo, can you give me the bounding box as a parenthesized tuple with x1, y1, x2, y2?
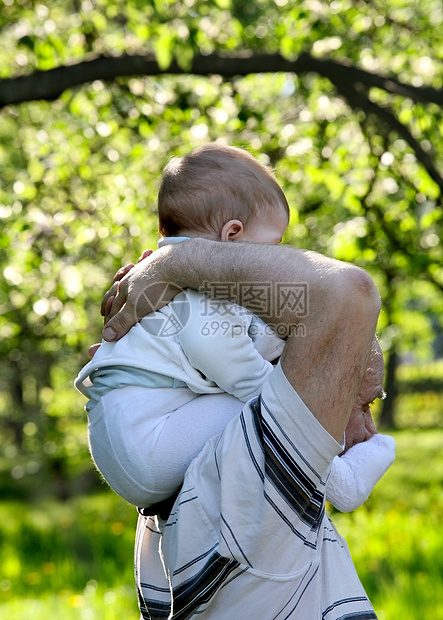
(134, 362, 377, 620)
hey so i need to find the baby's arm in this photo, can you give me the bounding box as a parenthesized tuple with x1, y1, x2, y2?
(178, 291, 274, 402)
(326, 434, 396, 512)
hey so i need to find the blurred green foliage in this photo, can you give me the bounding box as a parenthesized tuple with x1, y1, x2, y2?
(0, 0, 442, 493)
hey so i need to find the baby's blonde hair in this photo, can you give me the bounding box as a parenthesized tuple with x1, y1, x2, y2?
(158, 143, 289, 238)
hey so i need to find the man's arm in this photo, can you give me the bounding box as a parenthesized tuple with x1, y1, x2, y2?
(102, 239, 380, 442)
(102, 239, 355, 332)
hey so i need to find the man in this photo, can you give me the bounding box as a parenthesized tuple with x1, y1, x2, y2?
(101, 239, 382, 619)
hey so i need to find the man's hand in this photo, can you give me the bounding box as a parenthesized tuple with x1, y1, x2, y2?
(101, 247, 182, 341)
(101, 250, 154, 321)
(101, 262, 134, 320)
(342, 339, 383, 452)
(89, 343, 101, 358)
(343, 407, 377, 453)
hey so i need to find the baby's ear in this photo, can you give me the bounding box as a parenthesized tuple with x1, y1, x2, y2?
(220, 219, 244, 241)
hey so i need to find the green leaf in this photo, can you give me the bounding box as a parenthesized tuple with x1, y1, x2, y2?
(155, 26, 175, 70)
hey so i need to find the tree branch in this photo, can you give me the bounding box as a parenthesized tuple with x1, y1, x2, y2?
(298, 53, 443, 106)
(330, 78, 443, 196)
(0, 53, 295, 108)
(1, 51, 442, 108)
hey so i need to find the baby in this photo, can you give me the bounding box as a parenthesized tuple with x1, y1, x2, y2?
(75, 144, 394, 511)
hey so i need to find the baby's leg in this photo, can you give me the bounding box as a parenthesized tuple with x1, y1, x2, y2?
(88, 386, 242, 506)
(150, 392, 243, 494)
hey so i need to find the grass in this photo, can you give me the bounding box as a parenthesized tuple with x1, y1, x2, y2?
(0, 494, 139, 620)
(1, 428, 442, 619)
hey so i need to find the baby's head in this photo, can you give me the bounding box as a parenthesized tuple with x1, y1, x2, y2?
(158, 144, 289, 244)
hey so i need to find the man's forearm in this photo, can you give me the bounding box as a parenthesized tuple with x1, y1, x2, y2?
(103, 237, 379, 355)
(164, 239, 296, 324)
(106, 239, 308, 331)
(160, 238, 375, 330)
(160, 239, 317, 324)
